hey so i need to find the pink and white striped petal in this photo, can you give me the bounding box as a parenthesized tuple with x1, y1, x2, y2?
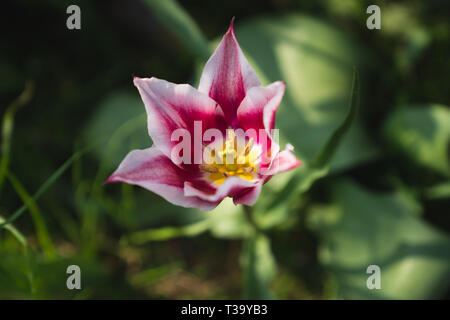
(263, 144, 302, 176)
(237, 81, 285, 133)
(237, 81, 285, 168)
(184, 176, 258, 204)
(232, 181, 262, 206)
(198, 19, 260, 126)
(134, 77, 225, 164)
(105, 147, 219, 210)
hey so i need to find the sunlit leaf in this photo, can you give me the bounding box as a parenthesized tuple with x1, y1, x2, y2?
(308, 180, 450, 299)
(254, 69, 359, 229)
(236, 14, 376, 171)
(383, 104, 450, 176)
(208, 198, 251, 239)
(122, 198, 251, 243)
(122, 219, 211, 244)
(425, 182, 450, 200)
(83, 91, 148, 172)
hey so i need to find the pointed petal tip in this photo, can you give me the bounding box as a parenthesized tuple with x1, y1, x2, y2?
(103, 175, 119, 185)
(227, 16, 236, 35)
(133, 76, 154, 89)
(133, 76, 159, 88)
(271, 80, 286, 91)
(286, 145, 302, 169)
(133, 76, 141, 87)
(132, 74, 144, 82)
(290, 154, 302, 170)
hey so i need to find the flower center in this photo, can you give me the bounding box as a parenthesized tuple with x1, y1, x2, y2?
(200, 129, 260, 185)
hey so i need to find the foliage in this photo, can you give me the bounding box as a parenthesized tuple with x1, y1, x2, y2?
(0, 0, 448, 299)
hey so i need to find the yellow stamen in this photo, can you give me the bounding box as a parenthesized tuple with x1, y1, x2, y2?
(199, 130, 259, 185)
(199, 164, 218, 173)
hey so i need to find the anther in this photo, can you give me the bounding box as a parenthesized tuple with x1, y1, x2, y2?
(199, 165, 219, 173)
(244, 138, 254, 156)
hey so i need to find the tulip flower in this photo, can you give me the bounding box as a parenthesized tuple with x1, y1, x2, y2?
(106, 19, 301, 210)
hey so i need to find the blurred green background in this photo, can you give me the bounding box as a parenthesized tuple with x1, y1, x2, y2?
(1, 0, 449, 299)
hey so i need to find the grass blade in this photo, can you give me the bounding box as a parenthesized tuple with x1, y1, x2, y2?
(0, 148, 89, 228)
(312, 68, 360, 168)
(0, 215, 27, 247)
(0, 81, 34, 192)
(6, 170, 57, 260)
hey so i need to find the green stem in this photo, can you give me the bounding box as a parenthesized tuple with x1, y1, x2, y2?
(242, 205, 259, 232)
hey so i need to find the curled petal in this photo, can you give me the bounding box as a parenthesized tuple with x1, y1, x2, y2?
(198, 18, 260, 125)
(134, 77, 225, 164)
(263, 144, 301, 176)
(184, 176, 257, 204)
(105, 147, 219, 210)
(232, 182, 262, 206)
(237, 81, 285, 133)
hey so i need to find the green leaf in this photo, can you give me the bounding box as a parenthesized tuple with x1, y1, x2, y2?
(308, 180, 450, 299)
(241, 232, 277, 299)
(253, 69, 360, 229)
(425, 182, 450, 200)
(121, 218, 211, 245)
(141, 0, 211, 61)
(121, 198, 252, 243)
(0, 239, 36, 298)
(83, 91, 148, 172)
(381, 4, 431, 71)
(236, 14, 376, 171)
(383, 104, 450, 176)
(311, 68, 359, 168)
(208, 198, 251, 239)
(32, 257, 136, 299)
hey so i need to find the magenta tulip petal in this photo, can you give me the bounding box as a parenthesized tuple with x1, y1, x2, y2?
(106, 147, 219, 210)
(184, 176, 257, 203)
(134, 77, 225, 163)
(107, 21, 301, 210)
(237, 81, 285, 168)
(237, 81, 285, 133)
(264, 144, 302, 176)
(198, 19, 260, 125)
(232, 182, 262, 206)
